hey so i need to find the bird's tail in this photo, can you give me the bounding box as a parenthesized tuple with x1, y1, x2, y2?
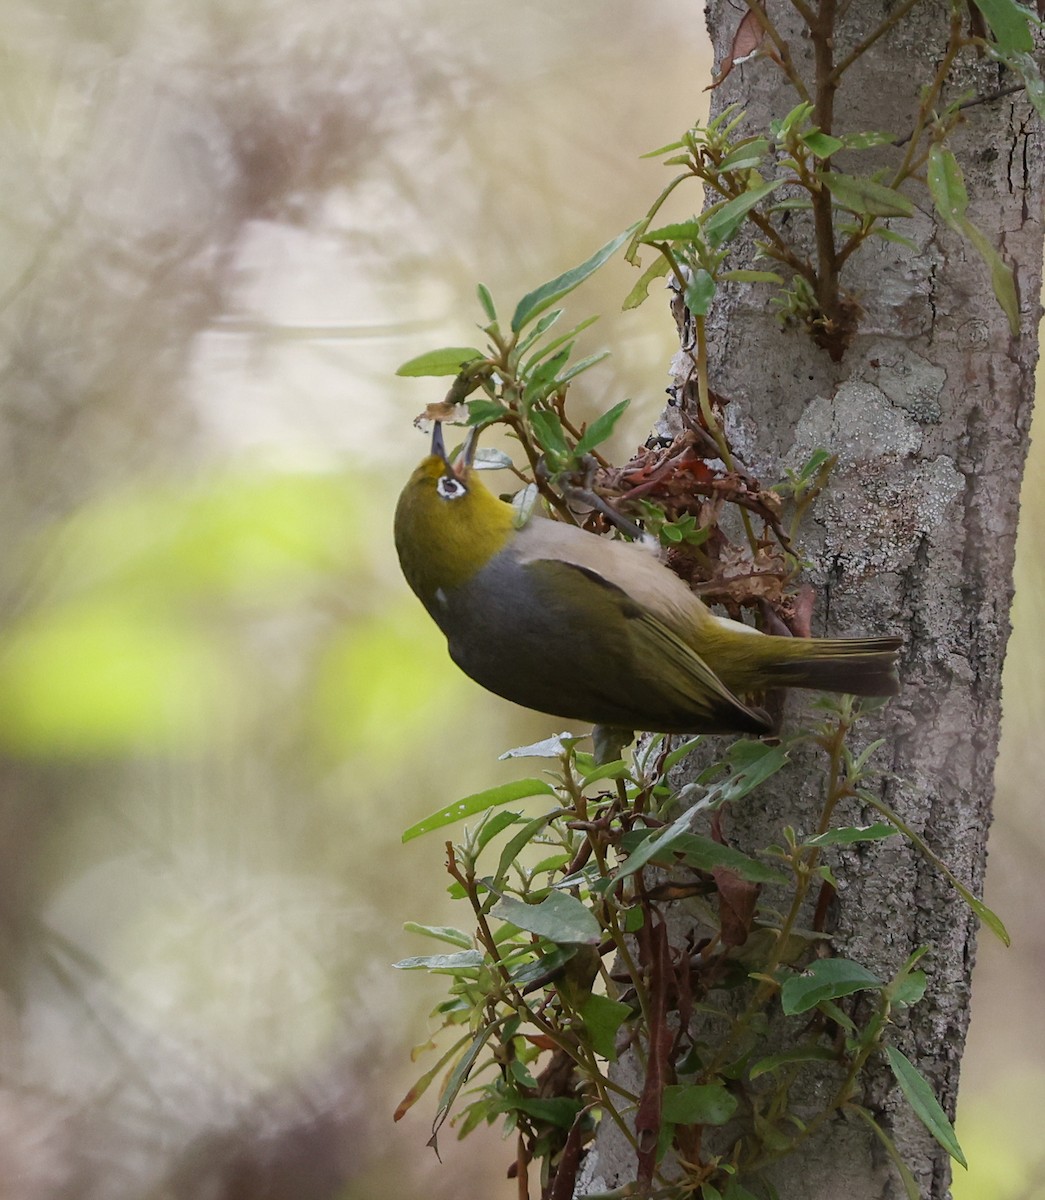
(758, 636, 902, 697)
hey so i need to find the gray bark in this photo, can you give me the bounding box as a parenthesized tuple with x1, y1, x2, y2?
(579, 3, 1043, 1197)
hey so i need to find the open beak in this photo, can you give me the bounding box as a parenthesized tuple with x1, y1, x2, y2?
(431, 421, 479, 475)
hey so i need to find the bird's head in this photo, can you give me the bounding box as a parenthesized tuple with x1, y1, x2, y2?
(394, 422, 516, 602)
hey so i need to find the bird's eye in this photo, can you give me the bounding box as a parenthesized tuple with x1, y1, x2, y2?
(437, 474, 467, 500)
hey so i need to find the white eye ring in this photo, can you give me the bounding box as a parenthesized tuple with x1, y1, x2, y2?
(437, 475, 467, 500)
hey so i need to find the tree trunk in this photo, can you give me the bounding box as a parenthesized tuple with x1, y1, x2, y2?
(580, 3, 1043, 1197)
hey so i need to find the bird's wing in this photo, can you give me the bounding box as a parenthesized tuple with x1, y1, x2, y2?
(527, 558, 771, 734)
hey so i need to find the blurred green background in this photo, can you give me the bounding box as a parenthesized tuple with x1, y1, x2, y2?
(0, 2, 1040, 1197)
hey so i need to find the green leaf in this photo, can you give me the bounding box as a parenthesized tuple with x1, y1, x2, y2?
(393, 950, 484, 972)
(511, 224, 640, 332)
(820, 172, 914, 218)
(641, 137, 687, 158)
(749, 1046, 838, 1079)
(718, 138, 770, 171)
(432, 1021, 500, 1143)
(493, 813, 559, 890)
(491, 891, 601, 945)
(578, 993, 632, 1060)
(970, 0, 1035, 52)
(466, 398, 508, 425)
(642, 220, 703, 242)
(803, 823, 898, 848)
(578, 757, 631, 785)
(402, 923, 473, 949)
(702, 179, 782, 248)
(662, 1083, 738, 1126)
(618, 829, 787, 885)
(529, 408, 572, 460)
(622, 255, 673, 309)
(495, 1094, 583, 1129)
(558, 350, 612, 386)
(685, 268, 717, 315)
(576, 399, 631, 456)
(839, 130, 898, 150)
(780, 957, 883, 1015)
(719, 269, 785, 284)
(849, 1104, 922, 1200)
(857, 790, 1011, 944)
(891, 969, 927, 1008)
(802, 130, 844, 159)
(715, 739, 790, 804)
(396, 347, 483, 377)
(959, 216, 1020, 334)
(886, 1046, 968, 1168)
(476, 283, 497, 321)
(473, 808, 524, 855)
(926, 145, 969, 233)
(522, 348, 571, 405)
(1000, 49, 1045, 121)
(402, 778, 556, 842)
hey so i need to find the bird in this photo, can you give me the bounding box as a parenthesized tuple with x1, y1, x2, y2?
(394, 422, 901, 736)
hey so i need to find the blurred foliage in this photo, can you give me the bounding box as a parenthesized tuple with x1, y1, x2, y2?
(0, 0, 1039, 1197)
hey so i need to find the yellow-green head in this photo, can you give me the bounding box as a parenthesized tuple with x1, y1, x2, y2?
(393, 424, 515, 609)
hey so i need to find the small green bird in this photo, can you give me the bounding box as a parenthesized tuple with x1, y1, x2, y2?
(394, 423, 900, 735)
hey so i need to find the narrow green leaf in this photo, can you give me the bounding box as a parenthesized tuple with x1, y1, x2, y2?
(660, 735, 703, 774)
(662, 1083, 738, 1126)
(522, 348, 571, 404)
(960, 215, 1020, 334)
(578, 993, 632, 1060)
(780, 957, 883, 1015)
(432, 1022, 500, 1143)
(970, 0, 1035, 52)
(1001, 49, 1045, 121)
(495, 1094, 583, 1128)
(529, 408, 572, 462)
(621, 830, 788, 885)
(858, 790, 1011, 944)
(886, 1047, 968, 1167)
(702, 179, 782, 248)
(402, 778, 556, 842)
(493, 812, 558, 889)
(803, 823, 897, 848)
(642, 220, 703, 242)
(393, 950, 484, 972)
(802, 130, 844, 159)
(821, 172, 914, 218)
(926, 145, 968, 233)
(558, 350, 612, 386)
(491, 891, 601, 945)
(394, 1032, 470, 1122)
(849, 1104, 922, 1200)
(840, 130, 898, 150)
(575, 398, 632, 456)
(402, 923, 473, 949)
(719, 138, 770, 170)
(473, 808, 524, 855)
(396, 347, 483, 377)
(476, 283, 497, 321)
(641, 137, 687, 158)
(749, 1046, 838, 1079)
(623, 255, 673, 309)
(719, 269, 785, 284)
(466, 398, 508, 425)
(685, 269, 717, 316)
(511, 224, 640, 332)
(578, 757, 631, 785)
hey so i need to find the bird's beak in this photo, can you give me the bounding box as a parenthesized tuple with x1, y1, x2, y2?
(431, 420, 450, 467)
(453, 426, 479, 472)
(431, 421, 479, 475)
